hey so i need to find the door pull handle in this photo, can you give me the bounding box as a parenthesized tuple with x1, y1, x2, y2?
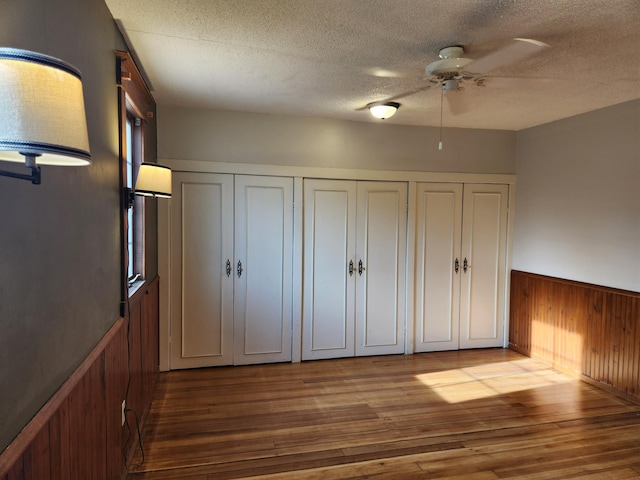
(348, 260, 354, 277)
(358, 260, 365, 276)
(226, 259, 232, 277)
(454, 258, 459, 274)
(463, 257, 470, 273)
(237, 260, 243, 278)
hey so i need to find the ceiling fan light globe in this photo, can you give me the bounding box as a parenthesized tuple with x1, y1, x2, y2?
(369, 103, 399, 119)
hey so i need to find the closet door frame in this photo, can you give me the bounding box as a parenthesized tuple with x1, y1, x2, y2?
(157, 159, 515, 371)
(302, 179, 357, 361)
(169, 172, 234, 369)
(233, 175, 294, 365)
(355, 181, 408, 357)
(414, 182, 463, 353)
(302, 179, 408, 360)
(459, 183, 510, 349)
(413, 182, 511, 353)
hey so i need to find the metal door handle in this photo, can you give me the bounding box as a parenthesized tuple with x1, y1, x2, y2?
(226, 259, 232, 277)
(348, 260, 354, 277)
(454, 258, 459, 274)
(463, 257, 470, 273)
(237, 260, 243, 278)
(358, 260, 365, 276)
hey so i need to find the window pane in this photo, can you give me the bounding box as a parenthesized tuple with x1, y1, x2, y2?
(126, 118, 133, 188)
(126, 116, 134, 280)
(128, 208, 134, 279)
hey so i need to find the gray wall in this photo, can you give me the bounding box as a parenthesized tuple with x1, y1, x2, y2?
(158, 105, 517, 174)
(0, 0, 157, 451)
(145, 112, 159, 279)
(512, 100, 640, 292)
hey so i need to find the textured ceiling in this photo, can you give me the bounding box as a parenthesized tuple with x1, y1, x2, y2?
(104, 0, 640, 130)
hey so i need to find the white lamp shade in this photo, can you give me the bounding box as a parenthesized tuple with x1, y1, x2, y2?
(369, 103, 399, 120)
(0, 48, 90, 166)
(135, 163, 172, 197)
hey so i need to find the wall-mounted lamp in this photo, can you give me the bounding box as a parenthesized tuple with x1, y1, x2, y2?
(125, 163, 172, 208)
(368, 102, 400, 120)
(0, 48, 91, 184)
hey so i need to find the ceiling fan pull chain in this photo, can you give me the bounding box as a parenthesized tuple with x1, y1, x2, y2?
(438, 86, 444, 151)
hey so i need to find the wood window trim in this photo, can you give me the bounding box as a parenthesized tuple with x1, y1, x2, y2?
(117, 51, 155, 309)
(116, 51, 154, 120)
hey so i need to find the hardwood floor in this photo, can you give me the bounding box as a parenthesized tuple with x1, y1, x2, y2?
(128, 349, 640, 479)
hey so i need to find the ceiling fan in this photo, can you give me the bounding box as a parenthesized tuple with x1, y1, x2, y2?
(361, 38, 550, 118)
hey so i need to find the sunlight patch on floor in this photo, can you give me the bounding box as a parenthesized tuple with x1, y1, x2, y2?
(414, 359, 574, 404)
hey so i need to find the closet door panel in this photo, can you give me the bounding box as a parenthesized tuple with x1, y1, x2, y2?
(414, 183, 463, 352)
(355, 182, 407, 356)
(234, 175, 293, 365)
(302, 179, 356, 360)
(170, 172, 234, 369)
(459, 184, 508, 349)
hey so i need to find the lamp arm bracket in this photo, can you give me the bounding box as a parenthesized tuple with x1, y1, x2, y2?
(0, 165, 41, 184)
(124, 186, 135, 209)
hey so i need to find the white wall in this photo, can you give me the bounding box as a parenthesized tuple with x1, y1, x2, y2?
(158, 105, 516, 174)
(512, 100, 640, 292)
(156, 105, 518, 370)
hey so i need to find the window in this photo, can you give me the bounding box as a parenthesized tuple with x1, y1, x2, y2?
(126, 114, 143, 284)
(117, 51, 155, 301)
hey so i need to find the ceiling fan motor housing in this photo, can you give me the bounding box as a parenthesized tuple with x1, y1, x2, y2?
(427, 57, 472, 77)
(426, 46, 473, 78)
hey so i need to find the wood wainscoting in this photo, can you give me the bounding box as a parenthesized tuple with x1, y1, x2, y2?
(0, 277, 160, 480)
(509, 270, 640, 402)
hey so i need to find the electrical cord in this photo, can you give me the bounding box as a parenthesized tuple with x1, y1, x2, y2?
(121, 294, 146, 469)
(124, 406, 145, 468)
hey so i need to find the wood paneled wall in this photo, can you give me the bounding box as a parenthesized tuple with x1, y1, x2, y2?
(0, 277, 160, 480)
(509, 270, 640, 402)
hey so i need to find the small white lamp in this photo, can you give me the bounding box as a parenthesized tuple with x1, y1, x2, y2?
(0, 48, 91, 184)
(135, 163, 172, 198)
(126, 163, 172, 208)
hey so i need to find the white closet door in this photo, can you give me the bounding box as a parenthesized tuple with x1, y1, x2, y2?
(170, 172, 234, 369)
(459, 184, 509, 349)
(302, 179, 356, 360)
(355, 182, 407, 356)
(414, 183, 463, 352)
(233, 176, 293, 365)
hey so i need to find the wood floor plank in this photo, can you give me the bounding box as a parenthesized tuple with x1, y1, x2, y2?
(128, 349, 640, 479)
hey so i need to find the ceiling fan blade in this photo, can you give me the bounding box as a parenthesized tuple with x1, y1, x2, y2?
(355, 83, 434, 111)
(465, 38, 549, 74)
(364, 67, 410, 78)
(445, 92, 468, 116)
